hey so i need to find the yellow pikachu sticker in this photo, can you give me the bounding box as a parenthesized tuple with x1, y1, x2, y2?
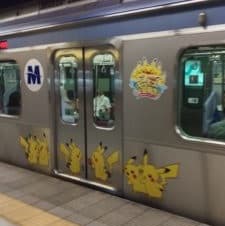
(19, 133, 50, 167)
(38, 135, 49, 166)
(60, 139, 82, 174)
(89, 142, 119, 181)
(124, 149, 179, 198)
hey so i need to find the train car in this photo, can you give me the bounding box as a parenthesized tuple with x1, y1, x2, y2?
(1, 0, 225, 225)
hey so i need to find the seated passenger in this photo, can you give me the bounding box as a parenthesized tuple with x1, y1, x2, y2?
(93, 91, 111, 121)
(208, 120, 225, 140)
(61, 88, 79, 123)
(66, 90, 79, 122)
(212, 105, 224, 124)
(208, 105, 225, 140)
(7, 91, 20, 115)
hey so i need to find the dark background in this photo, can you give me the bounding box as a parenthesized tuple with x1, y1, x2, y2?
(1, 0, 83, 9)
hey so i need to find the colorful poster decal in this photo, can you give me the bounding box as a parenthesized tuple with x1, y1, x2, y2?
(88, 142, 119, 181)
(60, 139, 82, 174)
(129, 58, 167, 100)
(19, 133, 49, 166)
(124, 149, 179, 198)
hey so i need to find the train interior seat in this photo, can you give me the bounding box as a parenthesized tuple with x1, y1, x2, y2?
(203, 90, 225, 139)
(7, 91, 20, 115)
(202, 91, 217, 135)
(3, 86, 18, 114)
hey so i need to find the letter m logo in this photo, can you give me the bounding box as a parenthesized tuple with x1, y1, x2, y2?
(27, 65, 41, 84)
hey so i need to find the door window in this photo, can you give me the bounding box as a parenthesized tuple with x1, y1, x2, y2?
(92, 53, 115, 128)
(59, 56, 79, 124)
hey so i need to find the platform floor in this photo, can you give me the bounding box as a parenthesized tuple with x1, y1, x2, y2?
(0, 162, 209, 226)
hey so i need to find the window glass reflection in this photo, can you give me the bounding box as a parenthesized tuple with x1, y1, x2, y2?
(0, 62, 21, 116)
(180, 47, 225, 141)
(59, 56, 79, 124)
(93, 53, 115, 128)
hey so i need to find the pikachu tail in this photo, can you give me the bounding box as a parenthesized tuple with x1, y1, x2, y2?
(158, 164, 179, 179)
(164, 164, 179, 178)
(19, 136, 29, 153)
(60, 143, 70, 162)
(107, 151, 119, 170)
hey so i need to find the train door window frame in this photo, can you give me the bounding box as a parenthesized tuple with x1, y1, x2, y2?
(92, 52, 116, 130)
(0, 60, 21, 118)
(58, 55, 80, 125)
(178, 46, 225, 143)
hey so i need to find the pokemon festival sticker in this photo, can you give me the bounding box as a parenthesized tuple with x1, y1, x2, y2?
(129, 58, 167, 100)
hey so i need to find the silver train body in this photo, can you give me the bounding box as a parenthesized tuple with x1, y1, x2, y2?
(1, 1, 225, 225)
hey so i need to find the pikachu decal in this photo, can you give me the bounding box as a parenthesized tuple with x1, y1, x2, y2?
(89, 142, 119, 181)
(19, 133, 49, 166)
(124, 149, 179, 198)
(60, 139, 82, 174)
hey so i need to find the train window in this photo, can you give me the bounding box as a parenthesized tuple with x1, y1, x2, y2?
(180, 47, 225, 141)
(93, 53, 115, 128)
(0, 61, 21, 116)
(59, 56, 79, 124)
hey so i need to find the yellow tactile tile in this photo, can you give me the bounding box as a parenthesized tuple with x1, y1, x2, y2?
(20, 212, 61, 226)
(3, 205, 43, 223)
(48, 219, 80, 226)
(0, 193, 80, 226)
(0, 200, 27, 215)
(0, 194, 13, 204)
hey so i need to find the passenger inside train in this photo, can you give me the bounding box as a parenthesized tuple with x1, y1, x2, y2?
(207, 104, 225, 139)
(65, 90, 79, 120)
(60, 87, 79, 123)
(59, 56, 79, 124)
(7, 91, 21, 115)
(93, 53, 115, 127)
(93, 90, 111, 121)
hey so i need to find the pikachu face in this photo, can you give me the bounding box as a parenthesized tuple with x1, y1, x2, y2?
(141, 164, 164, 198)
(124, 158, 140, 185)
(89, 144, 105, 170)
(60, 139, 82, 174)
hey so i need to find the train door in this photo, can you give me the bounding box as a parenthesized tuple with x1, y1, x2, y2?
(85, 47, 122, 191)
(54, 46, 122, 192)
(54, 49, 86, 178)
